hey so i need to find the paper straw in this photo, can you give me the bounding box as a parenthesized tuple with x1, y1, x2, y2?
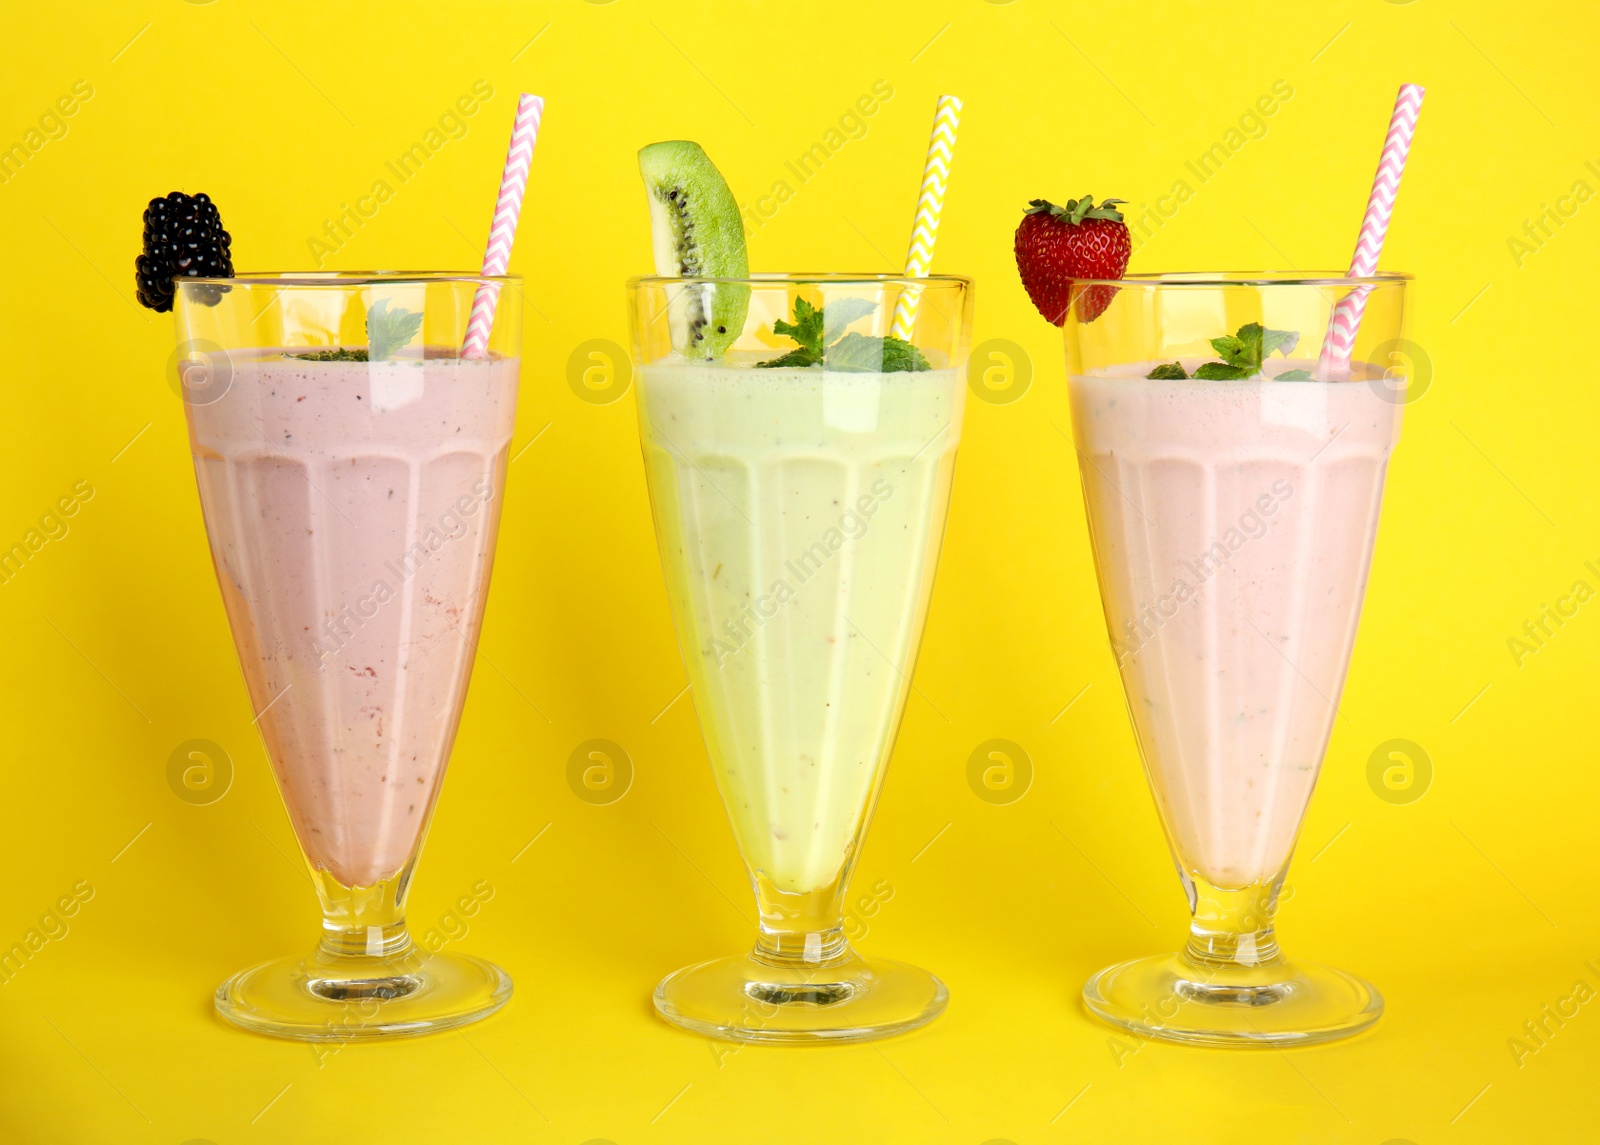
(890, 94, 963, 342)
(462, 93, 545, 359)
(1316, 83, 1424, 378)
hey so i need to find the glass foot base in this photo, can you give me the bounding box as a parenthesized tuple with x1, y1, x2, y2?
(1083, 952, 1382, 1047)
(215, 947, 512, 1042)
(654, 949, 947, 1044)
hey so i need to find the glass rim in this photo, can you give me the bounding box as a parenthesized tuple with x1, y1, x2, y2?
(1069, 270, 1412, 288)
(176, 270, 521, 287)
(628, 272, 971, 288)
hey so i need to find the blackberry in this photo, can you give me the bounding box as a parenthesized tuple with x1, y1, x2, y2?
(135, 191, 233, 312)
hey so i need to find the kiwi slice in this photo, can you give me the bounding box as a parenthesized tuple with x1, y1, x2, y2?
(638, 140, 749, 359)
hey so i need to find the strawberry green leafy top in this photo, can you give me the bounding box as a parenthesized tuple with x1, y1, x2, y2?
(1023, 195, 1127, 225)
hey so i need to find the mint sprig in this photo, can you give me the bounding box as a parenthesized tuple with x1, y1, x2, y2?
(758, 298, 930, 373)
(290, 299, 426, 362)
(770, 297, 826, 360)
(293, 348, 369, 362)
(1146, 322, 1308, 381)
(366, 298, 424, 362)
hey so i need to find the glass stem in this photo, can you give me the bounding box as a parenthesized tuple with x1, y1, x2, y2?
(1182, 877, 1283, 971)
(312, 869, 414, 961)
(751, 872, 850, 968)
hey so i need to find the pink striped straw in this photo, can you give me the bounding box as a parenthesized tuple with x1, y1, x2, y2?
(462, 93, 545, 359)
(1316, 83, 1424, 378)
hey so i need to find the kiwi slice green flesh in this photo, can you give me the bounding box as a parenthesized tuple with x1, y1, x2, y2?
(638, 140, 749, 359)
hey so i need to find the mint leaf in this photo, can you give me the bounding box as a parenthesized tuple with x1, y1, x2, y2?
(367, 298, 423, 362)
(822, 298, 878, 343)
(1146, 362, 1189, 379)
(1193, 362, 1254, 380)
(756, 348, 818, 370)
(823, 332, 885, 372)
(1209, 334, 1249, 366)
(293, 348, 368, 361)
(1235, 324, 1265, 365)
(881, 336, 931, 372)
(825, 332, 930, 373)
(1276, 368, 1313, 381)
(1262, 327, 1300, 358)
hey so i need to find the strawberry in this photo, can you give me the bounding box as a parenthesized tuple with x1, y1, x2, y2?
(1013, 195, 1131, 325)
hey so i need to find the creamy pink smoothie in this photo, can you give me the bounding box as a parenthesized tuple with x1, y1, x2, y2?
(186, 350, 517, 887)
(1069, 364, 1400, 888)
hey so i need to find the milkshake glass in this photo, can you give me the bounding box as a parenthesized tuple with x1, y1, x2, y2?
(174, 272, 519, 1040)
(1067, 272, 1408, 1046)
(633, 274, 971, 1041)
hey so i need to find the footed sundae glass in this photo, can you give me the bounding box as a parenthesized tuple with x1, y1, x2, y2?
(175, 272, 519, 1040)
(632, 274, 971, 1042)
(1067, 272, 1408, 1046)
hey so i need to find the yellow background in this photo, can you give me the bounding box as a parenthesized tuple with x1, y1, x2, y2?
(1, 0, 1596, 1141)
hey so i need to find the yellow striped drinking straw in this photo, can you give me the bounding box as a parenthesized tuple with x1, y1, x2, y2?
(890, 93, 964, 342)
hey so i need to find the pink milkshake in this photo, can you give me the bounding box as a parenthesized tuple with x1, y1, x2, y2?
(186, 349, 517, 888)
(1069, 364, 1400, 888)
(1064, 240, 1412, 1042)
